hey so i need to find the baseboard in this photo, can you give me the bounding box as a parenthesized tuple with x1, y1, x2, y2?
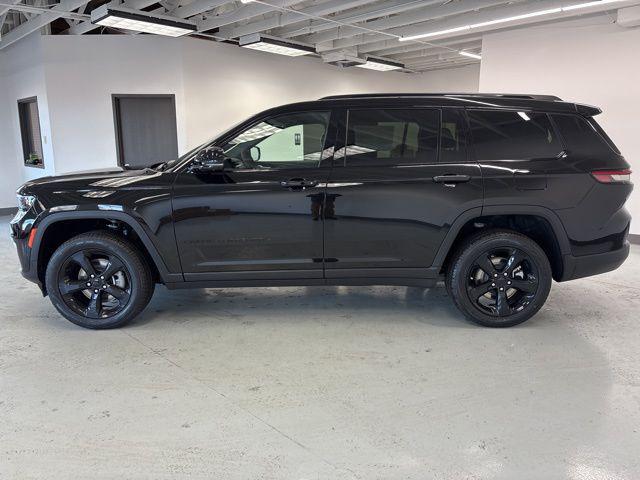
(629, 234, 640, 245)
(0, 207, 17, 216)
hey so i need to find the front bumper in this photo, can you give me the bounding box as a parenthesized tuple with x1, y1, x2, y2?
(560, 241, 630, 282)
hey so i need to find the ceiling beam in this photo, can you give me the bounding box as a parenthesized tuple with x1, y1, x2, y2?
(216, 0, 373, 39)
(411, 60, 479, 72)
(317, 0, 640, 52)
(389, 41, 483, 62)
(172, 0, 230, 20)
(0, 0, 90, 49)
(362, 34, 484, 56)
(0, 0, 22, 17)
(274, 0, 426, 39)
(196, 0, 305, 32)
(306, 0, 506, 45)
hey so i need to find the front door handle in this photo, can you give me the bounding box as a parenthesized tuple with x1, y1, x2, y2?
(280, 178, 319, 189)
(433, 174, 471, 185)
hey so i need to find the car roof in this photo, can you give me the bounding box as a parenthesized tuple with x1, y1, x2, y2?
(305, 93, 601, 116)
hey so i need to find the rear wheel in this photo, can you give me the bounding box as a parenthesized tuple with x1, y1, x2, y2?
(446, 230, 552, 327)
(45, 232, 154, 329)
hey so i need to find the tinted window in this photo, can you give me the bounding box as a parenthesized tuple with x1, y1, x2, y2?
(340, 109, 439, 166)
(221, 111, 331, 169)
(441, 109, 468, 163)
(551, 114, 619, 157)
(468, 110, 561, 160)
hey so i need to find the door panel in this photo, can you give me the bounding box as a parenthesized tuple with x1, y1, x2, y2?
(172, 109, 335, 280)
(323, 107, 483, 276)
(323, 163, 482, 275)
(172, 168, 329, 279)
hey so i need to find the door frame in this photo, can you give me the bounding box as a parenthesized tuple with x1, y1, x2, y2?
(111, 93, 178, 168)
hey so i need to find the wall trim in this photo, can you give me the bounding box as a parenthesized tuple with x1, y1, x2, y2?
(0, 207, 18, 216)
(629, 234, 640, 245)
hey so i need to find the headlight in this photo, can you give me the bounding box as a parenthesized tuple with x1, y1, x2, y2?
(11, 194, 36, 224)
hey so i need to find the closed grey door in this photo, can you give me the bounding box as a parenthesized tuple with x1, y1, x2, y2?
(114, 96, 178, 169)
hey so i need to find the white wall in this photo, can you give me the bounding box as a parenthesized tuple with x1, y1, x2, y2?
(0, 33, 56, 207)
(41, 35, 187, 175)
(181, 41, 481, 147)
(0, 33, 480, 208)
(479, 17, 640, 233)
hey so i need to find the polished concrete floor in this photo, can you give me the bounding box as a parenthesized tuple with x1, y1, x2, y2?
(1, 216, 639, 480)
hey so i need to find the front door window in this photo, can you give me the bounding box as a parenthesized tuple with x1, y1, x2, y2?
(219, 111, 332, 170)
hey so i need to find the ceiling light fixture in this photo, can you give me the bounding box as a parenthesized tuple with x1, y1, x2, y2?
(459, 51, 482, 60)
(91, 5, 196, 37)
(239, 33, 316, 56)
(400, 0, 626, 41)
(355, 57, 405, 71)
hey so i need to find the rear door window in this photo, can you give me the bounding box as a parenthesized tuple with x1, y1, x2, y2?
(468, 109, 561, 161)
(551, 114, 620, 156)
(339, 109, 439, 166)
(441, 109, 469, 163)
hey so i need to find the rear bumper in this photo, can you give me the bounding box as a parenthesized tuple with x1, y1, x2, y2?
(559, 241, 630, 281)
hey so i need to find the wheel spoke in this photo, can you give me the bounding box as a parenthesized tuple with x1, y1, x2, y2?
(59, 280, 88, 296)
(86, 292, 103, 318)
(476, 254, 497, 277)
(71, 252, 96, 277)
(506, 249, 526, 274)
(495, 290, 510, 316)
(510, 277, 538, 294)
(101, 257, 125, 280)
(469, 281, 494, 299)
(105, 285, 130, 304)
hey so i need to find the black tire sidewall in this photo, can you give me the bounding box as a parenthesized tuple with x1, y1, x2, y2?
(449, 231, 552, 327)
(45, 234, 152, 329)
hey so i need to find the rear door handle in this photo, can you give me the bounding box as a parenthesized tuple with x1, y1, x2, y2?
(280, 178, 318, 189)
(433, 174, 471, 184)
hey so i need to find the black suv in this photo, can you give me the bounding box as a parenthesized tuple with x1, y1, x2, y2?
(10, 93, 632, 329)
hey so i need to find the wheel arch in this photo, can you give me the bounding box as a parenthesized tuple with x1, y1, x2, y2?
(32, 211, 179, 290)
(434, 206, 571, 281)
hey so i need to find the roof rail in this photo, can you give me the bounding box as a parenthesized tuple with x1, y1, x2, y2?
(319, 93, 563, 102)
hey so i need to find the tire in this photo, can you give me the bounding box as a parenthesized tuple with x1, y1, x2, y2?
(446, 229, 552, 328)
(45, 231, 155, 329)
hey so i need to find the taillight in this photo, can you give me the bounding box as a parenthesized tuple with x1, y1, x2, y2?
(591, 169, 632, 184)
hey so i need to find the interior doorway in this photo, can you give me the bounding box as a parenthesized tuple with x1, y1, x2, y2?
(112, 94, 178, 169)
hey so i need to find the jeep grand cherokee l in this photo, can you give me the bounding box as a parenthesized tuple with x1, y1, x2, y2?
(10, 93, 632, 328)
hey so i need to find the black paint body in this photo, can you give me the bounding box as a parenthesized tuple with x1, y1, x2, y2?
(11, 94, 632, 292)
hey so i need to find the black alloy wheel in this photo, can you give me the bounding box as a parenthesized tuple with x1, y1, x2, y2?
(46, 232, 154, 329)
(58, 250, 131, 319)
(446, 230, 552, 327)
(466, 247, 539, 317)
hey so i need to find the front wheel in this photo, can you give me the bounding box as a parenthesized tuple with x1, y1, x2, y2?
(446, 230, 552, 327)
(45, 232, 154, 329)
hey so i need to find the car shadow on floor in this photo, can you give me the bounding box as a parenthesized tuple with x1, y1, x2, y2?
(130, 284, 549, 330)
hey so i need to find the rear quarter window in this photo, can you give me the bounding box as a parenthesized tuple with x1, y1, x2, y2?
(551, 114, 621, 157)
(467, 109, 561, 161)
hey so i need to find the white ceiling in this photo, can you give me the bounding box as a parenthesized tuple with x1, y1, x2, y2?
(1, 0, 638, 71)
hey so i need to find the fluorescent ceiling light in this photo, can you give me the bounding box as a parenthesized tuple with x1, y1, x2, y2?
(239, 33, 315, 57)
(518, 111, 531, 121)
(400, 0, 625, 41)
(355, 57, 404, 71)
(459, 51, 482, 60)
(91, 5, 196, 37)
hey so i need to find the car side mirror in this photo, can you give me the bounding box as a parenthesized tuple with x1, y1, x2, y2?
(191, 146, 226, 172)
